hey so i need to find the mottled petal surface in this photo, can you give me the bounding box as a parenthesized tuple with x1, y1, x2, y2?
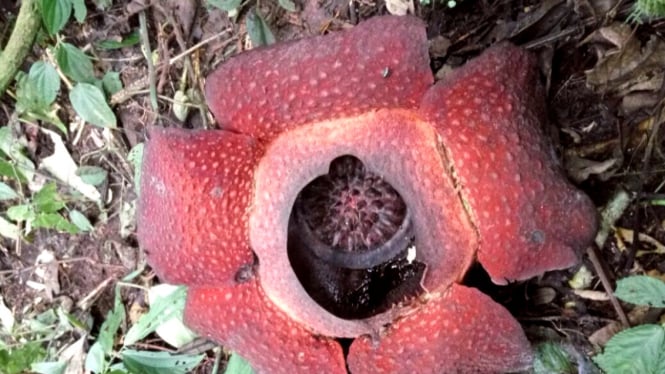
(138, 128, 260, 286)
(185, 282, 346, 374)
(250, 109, 477, 337)
(206, 15, 433, 141)
(420, 43, 598, 283)
(347, 284, 533, 374)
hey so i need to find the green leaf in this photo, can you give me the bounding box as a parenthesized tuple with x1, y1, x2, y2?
(0, 216, 20, 240)
(0, 128, 34, 183)
(98, 297, 125, 354)
(533, 342, 574, 374)
(7, 204, 33, 222)
(0, 159, 26, 183)
(70, 83, 117, 128)
(31, 361, 67, 374)
(224, 354, 255, 374)
(121, 350, 204, 374)
(0, 343, 47, 374)
(41, 0, 72, 35)
(32, 212, 79, 233)
(33, 183, 66, 213)
(102, 71, 123, 96)
(16, 61, 60, 112)
(55, 42, 95, 83)
(84, 342, 106, 374)
(246, 9, 275, 47)
(0, 182, 19, 201)
(124, 286, 187, 346)
(96, 31, 140, 50)
(593, 324, 665, 374)
(277, 0, 297, 12)
(615, 275, 665, 307)
(127, 143, 144, 195)
(76, 165, 108, 186)
(71, 0, 87, 22)
(207, 0, 242, 11)
(69, 209, 93, 231)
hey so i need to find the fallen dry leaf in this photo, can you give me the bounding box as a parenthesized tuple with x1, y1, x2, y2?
(584, 22, 665, 114)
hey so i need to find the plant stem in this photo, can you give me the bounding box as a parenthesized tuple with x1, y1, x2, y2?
(0, 0, 41, 97)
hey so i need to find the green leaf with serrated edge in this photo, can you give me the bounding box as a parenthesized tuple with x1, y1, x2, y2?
(0, 182, 19, 200)
(128, 143, 144, 195)
(208, 0, 242, 11)
(70, 83, 117, 128)
(76, 165, 108, 186)
(224, 354, 256, 374)
(533, 343, 574, 374)
(30, 61, 60, 106)
(71, 0, 86, 22)
(16, 61, 60, 112)
(41, 0, 72, 35)
(97, 31, 140, 50)
(55, 43, 95, 83)
(69, 209, 93, 231)
(615, 275, 665, 307)
(246, 9, 275, 47)
(121, 350, 204, 374)
(593, 324, 665, 374)
(278, 0, 296, 12)
(102, 71, 123, 96)
(124, 286, 187, 346)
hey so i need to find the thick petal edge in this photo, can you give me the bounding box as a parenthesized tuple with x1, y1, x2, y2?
(206, 15, 433, 141)
(420, 43, 598, 283)
(348, 284, 533, 374)
(138, 127, 259, 286)
(184, 283, 346, 374)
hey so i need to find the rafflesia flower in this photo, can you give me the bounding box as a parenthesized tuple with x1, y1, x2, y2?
(138, 15, 597, 373)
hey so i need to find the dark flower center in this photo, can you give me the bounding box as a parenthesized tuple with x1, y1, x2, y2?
(288, 155, 425, 320)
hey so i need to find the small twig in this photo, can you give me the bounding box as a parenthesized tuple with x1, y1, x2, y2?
(0, 256, 101, 276)
(211, 346, 223, 374)
(625, 101, 665, 271)
(168, 29, 233, 66)
(138, 10, 158, 110)
(587, 245, 630, 327)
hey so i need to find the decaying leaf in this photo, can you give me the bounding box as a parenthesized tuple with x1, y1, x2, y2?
(38, 128, 103, 204)
(584, 22, 665, 114)
(616, 227, 665, 256)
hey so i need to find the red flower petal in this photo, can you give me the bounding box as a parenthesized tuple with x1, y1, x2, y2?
(184, 282, 346, 374)
(205, 15, 433, 142)
(347, 284, 533, 374)
(420, 43, 597, 283)
(249, 109, 476, 337)
(137, 128, 260, 286)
